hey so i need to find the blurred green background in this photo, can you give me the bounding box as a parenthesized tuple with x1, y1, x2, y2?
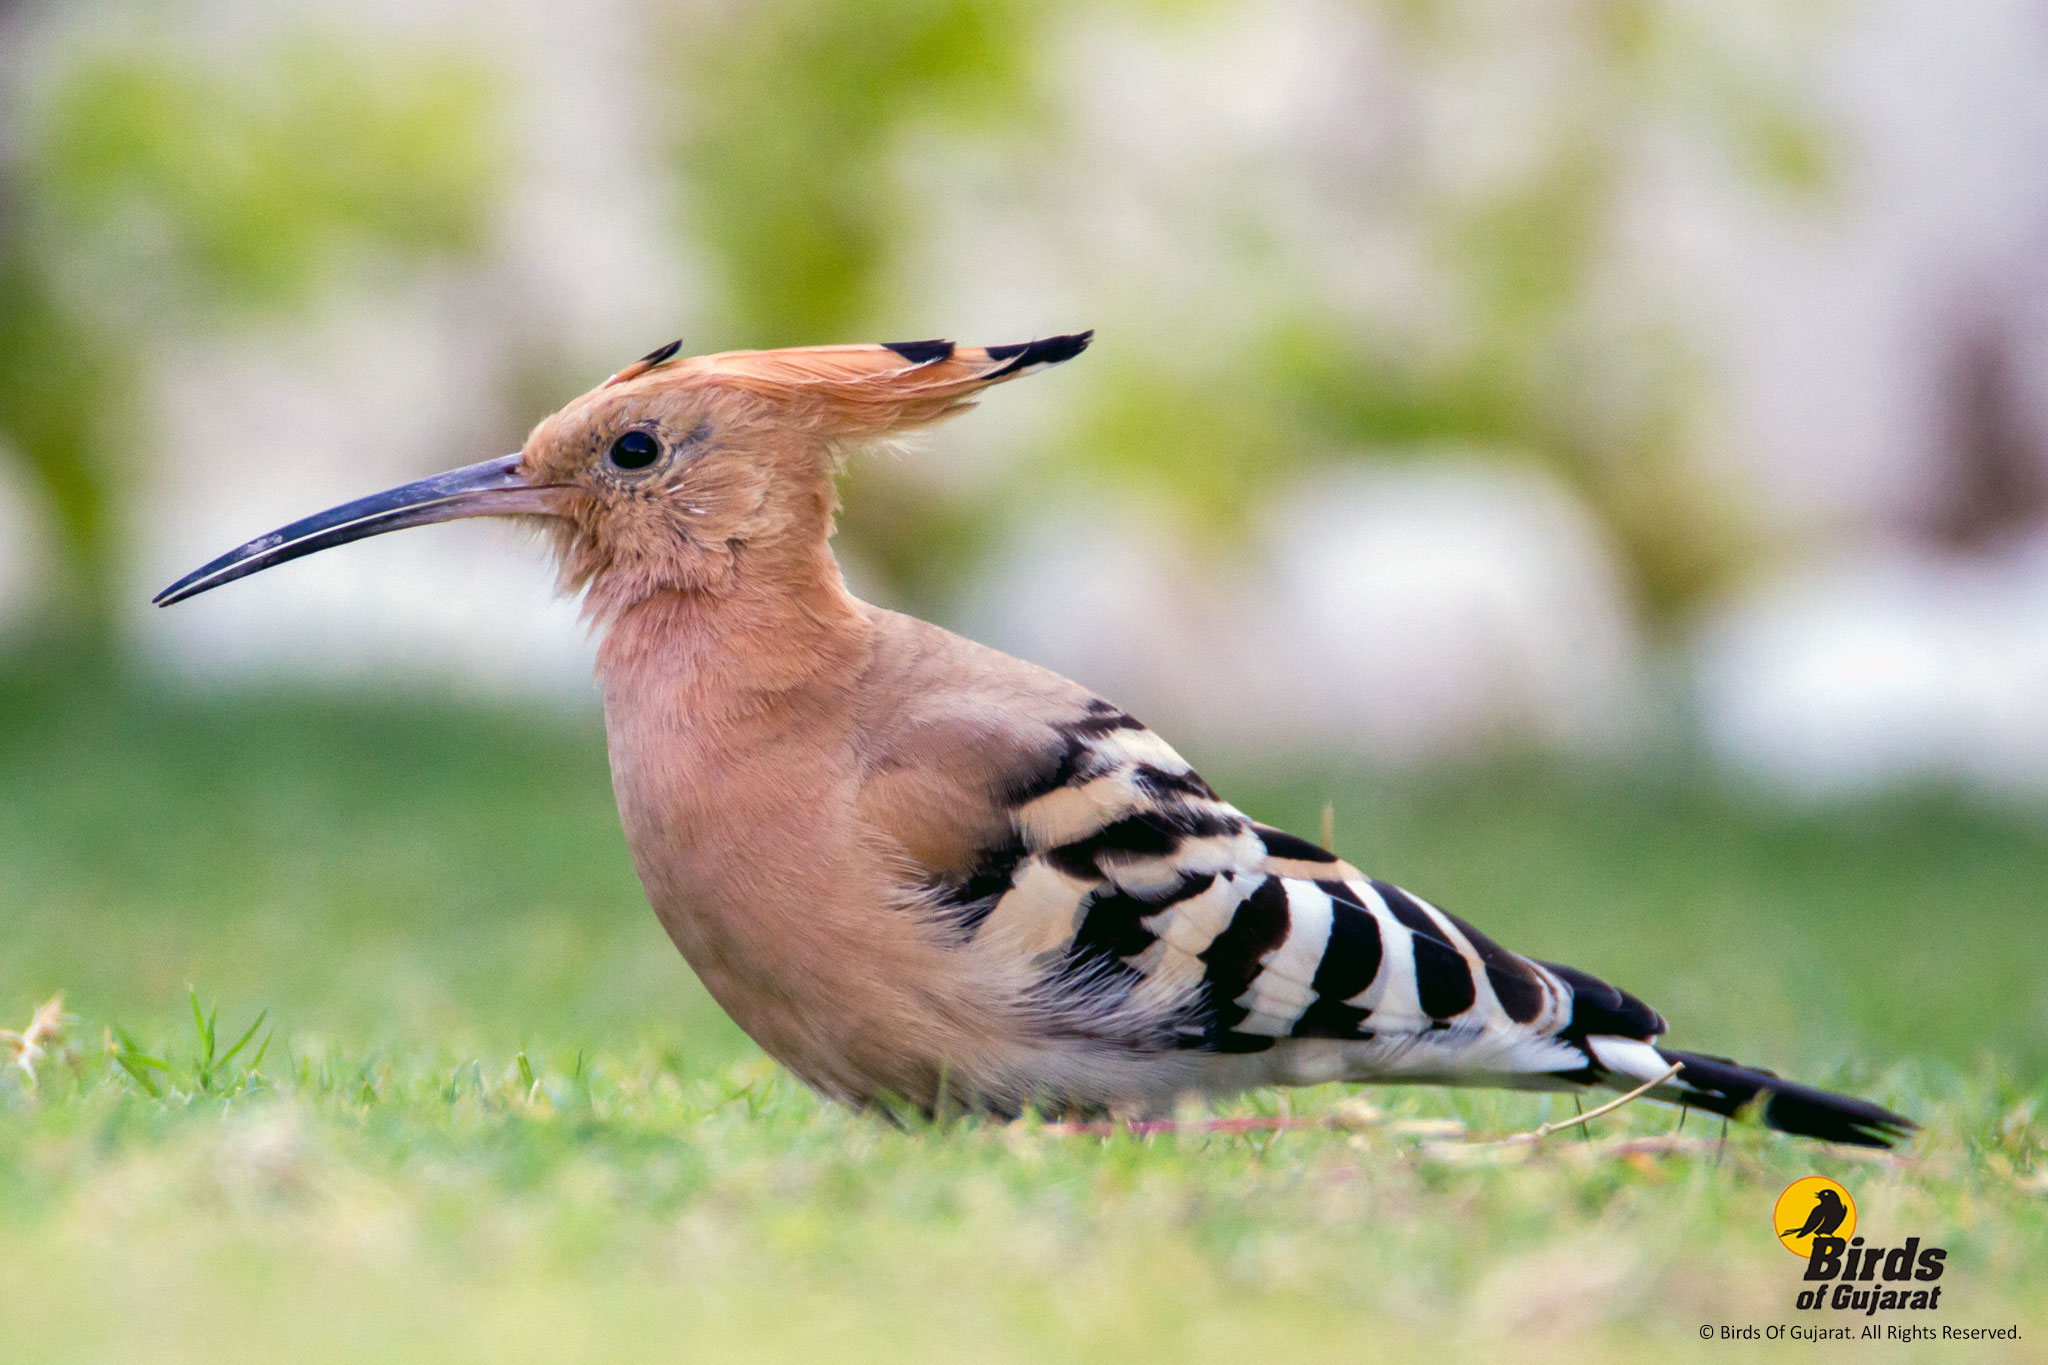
(0, 0, 1864, 634)
(2, 4, 2047, 1359)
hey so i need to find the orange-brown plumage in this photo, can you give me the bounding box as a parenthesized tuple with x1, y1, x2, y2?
(154, 331, 1913, 1144)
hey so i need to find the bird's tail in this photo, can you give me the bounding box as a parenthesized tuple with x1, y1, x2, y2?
(1541, 963, 1913, 1147)
(1644, 1046, 1913, 1148)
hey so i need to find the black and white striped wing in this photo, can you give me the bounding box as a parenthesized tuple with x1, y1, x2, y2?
(941, 700, 1667, 1087)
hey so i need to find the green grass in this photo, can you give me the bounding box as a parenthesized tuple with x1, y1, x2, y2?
(1, 657, 2044, 1362)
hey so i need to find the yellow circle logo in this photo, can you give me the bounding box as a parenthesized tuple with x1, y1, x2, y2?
(1774, 1176, 1856, 1257)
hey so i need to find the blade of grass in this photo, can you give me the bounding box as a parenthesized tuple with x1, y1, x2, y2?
(110, 1026, 169, 1098)
(218, 1008, 269, 1069)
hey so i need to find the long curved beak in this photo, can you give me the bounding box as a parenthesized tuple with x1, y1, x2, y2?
(154, 453, 558, 607)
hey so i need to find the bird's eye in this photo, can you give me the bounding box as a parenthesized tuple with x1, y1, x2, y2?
(608, 430, 661, 471)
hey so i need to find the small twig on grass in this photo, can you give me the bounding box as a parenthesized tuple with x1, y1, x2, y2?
(1508, 1064, 1682, 1144)
(1416, 1065, 1684, 1164)
(1041, 1066, 1682, 1147)
(1, 994, 71, 1089)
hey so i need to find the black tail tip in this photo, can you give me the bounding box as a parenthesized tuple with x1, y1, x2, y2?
(1661, 1048, 1915, 1149)
(1762, 1089, 1918, 1150)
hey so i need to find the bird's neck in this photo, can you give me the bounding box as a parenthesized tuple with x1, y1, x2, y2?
(591, 549, 942, 1101)
(593, 543, 869, 712)
(589, 538, 874, 939)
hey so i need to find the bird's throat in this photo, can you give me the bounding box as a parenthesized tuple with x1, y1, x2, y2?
(594, 551, 868, 713)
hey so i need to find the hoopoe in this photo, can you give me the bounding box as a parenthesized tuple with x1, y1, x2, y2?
(159, 332, 1912, 1146)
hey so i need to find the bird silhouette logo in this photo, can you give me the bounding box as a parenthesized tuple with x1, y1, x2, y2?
(1774, 1177, 1858, 1256)
(1783, 1189, 1848, 1239)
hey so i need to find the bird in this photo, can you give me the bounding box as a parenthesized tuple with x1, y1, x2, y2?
(1782, 1188, 1851, 1240)
(156, 331, 1913, 1147)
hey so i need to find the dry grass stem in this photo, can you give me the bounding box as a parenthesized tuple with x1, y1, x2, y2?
(1513, 1064, 1683, 1141)
(1042, 1071, 1686, 1147)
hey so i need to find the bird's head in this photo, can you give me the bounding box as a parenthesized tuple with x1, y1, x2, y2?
(155, 333, 1092, 619)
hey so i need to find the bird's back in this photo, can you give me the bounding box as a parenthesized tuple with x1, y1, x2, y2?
(844, 606, 1655, 1106)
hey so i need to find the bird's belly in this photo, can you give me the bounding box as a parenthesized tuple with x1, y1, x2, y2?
(619, 822, 1037, 1108)
(629, 866, 902, 1103)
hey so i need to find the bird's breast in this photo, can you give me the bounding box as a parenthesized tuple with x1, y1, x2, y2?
(596, 671, 1032, 1105)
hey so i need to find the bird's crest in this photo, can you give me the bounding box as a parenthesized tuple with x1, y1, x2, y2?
(602, 332, 1094, 435)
